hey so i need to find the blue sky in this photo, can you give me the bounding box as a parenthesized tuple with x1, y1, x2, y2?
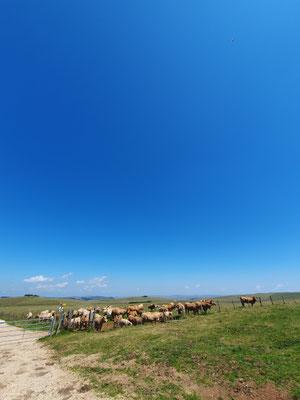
(0, 1, 299, 297)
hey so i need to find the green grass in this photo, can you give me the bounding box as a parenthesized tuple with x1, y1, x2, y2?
(44, 302, 300, 399)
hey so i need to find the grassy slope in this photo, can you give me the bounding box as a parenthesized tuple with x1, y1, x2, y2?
(45, 303, 300, 400)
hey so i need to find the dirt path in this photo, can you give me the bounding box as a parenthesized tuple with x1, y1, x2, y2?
(0, 327, 109, 400)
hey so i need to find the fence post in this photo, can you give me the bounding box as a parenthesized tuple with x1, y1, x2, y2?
(182, 305, 185, 318)
(88, 310, 92, 328)
(282, 296, 286, 305)
(259, 297, 263, 307)
(270, 296, 274, 305)
(163, 311, 166, 322)
(61, 313, 65, 328)
(91, 308, 96, 329)
(217, 300, 221, 312)
(50, 314, 56, 337)
(117, 314, 120, 328)
(232, 300, 235, 310)
(55, 313, 63, 335)
(67, 310, 72, 330)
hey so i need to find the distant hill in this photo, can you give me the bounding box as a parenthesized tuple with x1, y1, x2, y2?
(62, 296, 115, 301)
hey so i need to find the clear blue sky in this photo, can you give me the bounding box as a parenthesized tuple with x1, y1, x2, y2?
(0, 1, 299, 297)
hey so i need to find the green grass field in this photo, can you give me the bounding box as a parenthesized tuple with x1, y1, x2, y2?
(1, 295, 299, 398)
(41, 302, 300, 400)
(0, 296, 175, 321)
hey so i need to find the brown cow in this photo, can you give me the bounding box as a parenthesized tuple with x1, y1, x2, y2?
(111, 307, 127, 317)
(240, 296, 257, 307)
(167, 303, 176, 311)
(184, 302, 197, 314)
(127, 304, 143, 315)
(94, 315, 107, 331)
(158, 305, 169, 312)
(176, 303, 185, 316)
(142, 312, 161, 324)
(128, 315, 143, 325)
(148, 303, 156, 310)
(113, 315, 132, 328)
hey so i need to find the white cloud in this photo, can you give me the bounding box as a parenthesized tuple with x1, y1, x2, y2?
(185, 285, 190, 289)
(274, 283, 284, 290)
(256, 285, 261, 290)
(36, 282, 68, 289)
(60, 273, 72, 279)
(55, 282, 68, 288)
(195, 284, 200, 288)
(76, 276, 108, 288)
(24, 275, 53, 283)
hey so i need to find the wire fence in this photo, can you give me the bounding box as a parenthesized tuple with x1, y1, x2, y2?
(0, 296, 297, 341)
(0, 318, 55, 344)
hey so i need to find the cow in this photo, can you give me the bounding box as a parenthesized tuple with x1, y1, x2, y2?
(37, 310, 54, 321)
(103, 306, 113, 317)
(26, 312, 32, 320)
(184, 302, 197, 314)
(141, 312, 161, 324)
(167, 303, 176, 311)
(148, 303, 156, 311)
(128, 310, 138, 317)
(70, 317, 81, 330)
(80, 314, 90, 329)
(176, 303, 185, 316)
(111, 307, 127, 317)
(94, 315, 107, 331)
(158, 305, 169, 312)
(127, 304, 143, 315)
(159, 311, 172, 321)
(240, 296, 257, 307)
(113, 315, 132, 328)
(128, 315, 143, 325)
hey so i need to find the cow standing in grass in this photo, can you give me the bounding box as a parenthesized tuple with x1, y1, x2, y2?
(240, 296, 258, 307)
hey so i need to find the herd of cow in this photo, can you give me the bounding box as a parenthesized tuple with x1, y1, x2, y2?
(25, 296, 258, 332)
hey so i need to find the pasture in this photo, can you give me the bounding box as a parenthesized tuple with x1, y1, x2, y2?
(0, 296, 174, 321)
(1, 294, 299, 399)
(44, 302, 300, 400)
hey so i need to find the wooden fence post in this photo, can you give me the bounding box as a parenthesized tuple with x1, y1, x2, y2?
(117, 314, 120, 328)
(282, 296, 285, 305)
(163, 311, 166, 323)
(217, 300, 221, 312)
(67, 310, 72, 330)
(200, 304, 204, 315)
(55, 313, 63, 335)
(91, 308, 96, 329)
(49, 314, 56, 337)
(232, 300, 235, 310)
(270, 296, 274, 305)
(259, 297, 263, 307)
(88, 310, 92, 328)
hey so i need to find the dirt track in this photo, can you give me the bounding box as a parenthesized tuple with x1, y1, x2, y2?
(0, 327, 109, 400)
